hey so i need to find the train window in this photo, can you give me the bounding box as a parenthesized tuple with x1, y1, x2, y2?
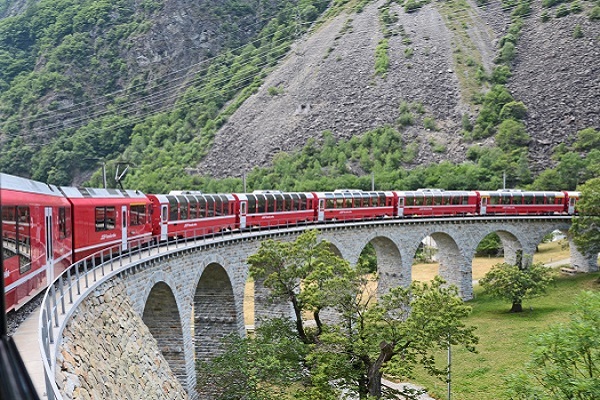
(257, 195, 266, 213)
(275, 195, 284, 212)
(188, 198, 198, 218)
(247, 195, 256, 214)
(405, 195, 414, 206)
(425, 196, 433, 206)
(207, 196, 215, 217)
(524, 195, 533, 205)
(463, 196, 470, 205)
(326, 198, 335, 209)
(266, 194, 276, 213)
(214, 196, 222, 216)
(220, 195, 230, 216)
(299, 194, 307, 211)
(283, 194, 293, 211)
(95, 206, 116, 231)
(58, 207, 68, 238)
(336, 198, 344, 209)
(434, 196, 442, 206)
(489, 195, 499, 205)
(513, 195, 523, 205)
(178, 196, 189, 220)
(130, 205, 146, 226)
(547, 194, 555, 204)
(169, 197, 179, 220)
(1, 206, 15, 263)
(415, 196, 424, 206)
(535, 195, 545, 205)
(198, 197, 207, 218)
(502, 195, 512, 205)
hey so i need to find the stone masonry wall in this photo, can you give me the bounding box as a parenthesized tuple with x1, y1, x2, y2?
(56, 279, 188, 400)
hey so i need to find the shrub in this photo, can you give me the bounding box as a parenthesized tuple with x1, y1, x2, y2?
(499, 101, 528, 120)
(497, 42, 516, 64)
(571, 0, 583, 13)
(573, 24, 584, 38)
(423, 117, 437, 130)
(541, 10, 551, 22)
(591, 6, 600, 20)
(574, 127, 600, 151)
(556, 4, 570, 17)
(404, 47, 414, 58)
(404, 0, 422, 13)
(491, 65, 512, 84)
(397, 112, 414, 127)
(495, 119, 530, 151)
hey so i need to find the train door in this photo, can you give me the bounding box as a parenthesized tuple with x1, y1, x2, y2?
(121, 205, 128, 251)
(160, 205, 168, 240)
(44, 207, 55, 284)
(568, 196, 577, 214)
(397, 197, 404, 217)
(480, 196, 488, 215)
(318, 199, 325, 222)
(239, 201, 247, 229)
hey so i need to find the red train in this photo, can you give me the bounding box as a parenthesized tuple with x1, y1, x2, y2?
(1, 172, 580, 313)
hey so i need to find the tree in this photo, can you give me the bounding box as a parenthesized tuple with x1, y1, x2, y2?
(505, 291, 600, 400)
(244, 231, 478, 399)
(570, 177, 600, 256)
(247, 229, 352, 343)
(479, 262, 555, 312)
(312, 276, 478, 399)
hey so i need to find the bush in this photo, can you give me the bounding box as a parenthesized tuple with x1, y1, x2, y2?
(495, 119, 530, 151)
(556, 4, 570, 17)
(571, 0, 583, 13)
(491, 65, 512, 84)
(423, 117, 437, 131)
(573, 24, 584, 38)
(499, 101, 528, 120)
(397, 112, 414, 127)
(541, 10, 551, 22)
(591, 6, 600, 20)
(497, 42, 516, 64)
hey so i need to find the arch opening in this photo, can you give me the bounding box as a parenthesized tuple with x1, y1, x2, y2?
(142, 281, 186, 383)
(194, 263, 237, 362)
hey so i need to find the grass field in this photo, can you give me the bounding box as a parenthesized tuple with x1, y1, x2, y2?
(406, 271, 599, 400)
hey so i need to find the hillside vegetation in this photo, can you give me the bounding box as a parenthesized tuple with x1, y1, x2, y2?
(0, 0, 598, 191)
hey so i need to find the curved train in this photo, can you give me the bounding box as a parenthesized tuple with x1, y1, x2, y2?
(1, 172, 580, 313)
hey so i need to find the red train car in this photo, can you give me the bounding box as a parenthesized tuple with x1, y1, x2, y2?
(1, 173, 72, 312)
(395, 189, 479, 217)
(313, 190, 395, 222)
(59, 186, 152, 260)
(478, 190, 567, 215)
(233, 191, 316, 229)
(147, 192, 237, 241)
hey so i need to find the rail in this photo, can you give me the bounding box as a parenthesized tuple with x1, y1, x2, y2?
(38, 215, 573, 399)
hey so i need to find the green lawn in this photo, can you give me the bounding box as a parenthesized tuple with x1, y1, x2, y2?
(405, 271, 600, 400)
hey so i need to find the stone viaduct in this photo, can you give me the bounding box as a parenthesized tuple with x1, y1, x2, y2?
(44, 216, 597, 400)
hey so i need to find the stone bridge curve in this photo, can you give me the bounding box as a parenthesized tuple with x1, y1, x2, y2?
(41, 216, 597, 400)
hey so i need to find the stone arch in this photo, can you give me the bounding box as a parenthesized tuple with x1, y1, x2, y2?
(142, 281, 186, 383)
(366, 236, 404, 295)
(194, 262, 237, 362)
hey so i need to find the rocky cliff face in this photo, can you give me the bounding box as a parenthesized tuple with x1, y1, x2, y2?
(199, 0, 599, 178)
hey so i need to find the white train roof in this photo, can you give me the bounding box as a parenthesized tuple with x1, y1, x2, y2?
(0, 173, 64, 197)
(60, 186, 146, 199)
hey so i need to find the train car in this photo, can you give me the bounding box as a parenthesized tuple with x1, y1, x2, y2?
(147, 192, 237, 241)
(395, 189, 478, 217)
(1, 173, 72, 312)
(313, 190, 395, 222)
(233, 191, 316, 229)
(478, 190, 566, 215)
(60, 186, 152, 260)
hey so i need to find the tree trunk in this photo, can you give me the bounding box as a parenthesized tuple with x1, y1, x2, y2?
(367, 342, 395, 398)
(510, 302, 523, 313)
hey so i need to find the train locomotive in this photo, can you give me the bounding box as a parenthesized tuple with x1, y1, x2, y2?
(1, 172, 579, 313)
